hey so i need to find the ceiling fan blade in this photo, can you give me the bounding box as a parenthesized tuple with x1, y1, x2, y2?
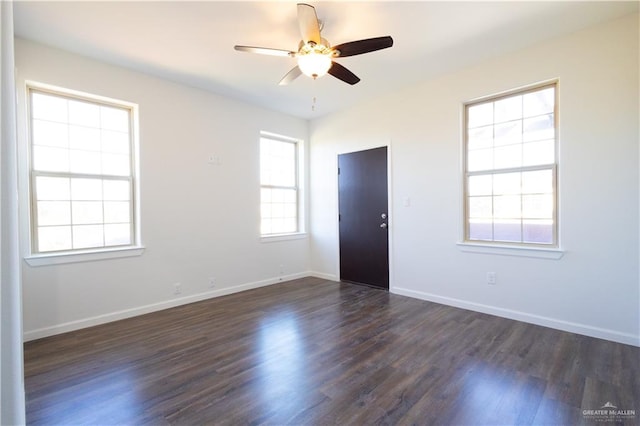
(234, 45, 295, 57)
(279, 66, 303, 86)
(297, 3, 321, 44)
(328, 61, 360, 85)
(332, 36, 394, 58)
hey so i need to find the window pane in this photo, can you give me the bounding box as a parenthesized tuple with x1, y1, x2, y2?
(261, 219, 272, 235)
(494, 95, 522, 123)
(278, 164, 296, 187)
(494, 195, 521, 218)
(261, 169, 272, 186)
(493, 172, 521, 195)
(468, 103, 493, 128)
(523, 139, 554, 166)
(71, 178, 103, 200)
(494, 144, 522, 169)
(494, 220, 521, 242)
(32, 93, 67, 123)
(469, 219, 492, 241)
(284, 203, 297, 218)
(38, 226, 72, 252)
(261, 186, 298, 235)
(69, 125, 101, 151)
(105, 224, 131, 246)
(101, 130, 129, 154)
(523, 114, 554, 142)
(261, 203, 272, 219)
(282, 218, 297, 233)
(494, 120, 522, 147)
(69, 99, 100, 127)
(272, 203, 284, 219)
(272, 218, 286, 234)
(523, 220, 553, 244)
(522, 169, 552, 194)
(469, 196, 492, 218)
(261, 187, 272, 203)
(468, 125, 493, 150)
(260, 138, 296, 187)
(283, 189, 296, 203)
(102, 153, 130, 176)
(275, 189, 295, 204)
(36, 176, 70, 200)
(523, 87, 554, 117)
(72, 201, 103, 224)
(103, 180, 130, 201)
(104, 201, 130, 223)
(37, 201, 71, 226)
(69, 149, 102, 174)
(33, 146, 69, 172)
(101, 106, 129, 132)
(32, 120, 68, 148)
(260, 140, 272, 182)
(271, 188, 285, 203)
(468, 148, 493, 172)
(468, 175, 492, 196)
(523, 194, 553, 219)
(72, 224, 104, 249)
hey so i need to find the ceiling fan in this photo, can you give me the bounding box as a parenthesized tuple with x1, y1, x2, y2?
(234, 3, 393, 86)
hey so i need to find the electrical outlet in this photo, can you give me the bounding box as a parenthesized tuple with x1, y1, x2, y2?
(487, 272, 496, 285)
(174, 282, 182, 294)
(209, 277, 216, 288)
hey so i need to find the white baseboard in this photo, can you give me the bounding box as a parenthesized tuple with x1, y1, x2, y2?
(26, 273, 637, 347)
(308, 271, 338, 281)
(23, 271, 310, 342)
(392, 286, 640, 347)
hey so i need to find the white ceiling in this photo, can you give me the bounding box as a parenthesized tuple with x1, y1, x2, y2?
(13, 1, 639, 120)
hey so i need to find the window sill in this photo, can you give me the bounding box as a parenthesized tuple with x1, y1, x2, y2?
(24, 246, 145, 267)
(456, 242, 564, 259)
(260, 232, 307, 243)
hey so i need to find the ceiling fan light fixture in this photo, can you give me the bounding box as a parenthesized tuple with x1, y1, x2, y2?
(234, 3, 393, 85)
(297, 52, 332, 79)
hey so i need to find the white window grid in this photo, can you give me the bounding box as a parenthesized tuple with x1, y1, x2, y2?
(28, 86, 137, 254)
(463, 82, 558, 246)
(260, 134, 300, 236)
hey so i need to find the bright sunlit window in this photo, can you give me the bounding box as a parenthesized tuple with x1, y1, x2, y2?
(260, 133, 301, 236)
(464, 82, 558, 246)
(28, 86, 138, 254)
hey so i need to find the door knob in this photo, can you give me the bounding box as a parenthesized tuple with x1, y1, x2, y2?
(381, 213, 387, 219)
(380, 223, 388, 229)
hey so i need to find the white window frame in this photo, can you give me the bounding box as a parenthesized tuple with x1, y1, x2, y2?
(462, 81, 560, 251)
(259, 131, 306, 241)
(22, 82, 143, 266)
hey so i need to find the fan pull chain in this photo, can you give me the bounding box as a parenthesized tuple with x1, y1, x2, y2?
(311, 78, 319, 112)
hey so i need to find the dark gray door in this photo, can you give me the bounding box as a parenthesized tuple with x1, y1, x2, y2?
(338, 147, 389, 290)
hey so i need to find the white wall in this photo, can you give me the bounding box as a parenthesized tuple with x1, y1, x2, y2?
(309, 14, 639, 346)
(16, 39, 310, 340)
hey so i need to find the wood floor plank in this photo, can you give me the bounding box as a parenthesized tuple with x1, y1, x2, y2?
(24, 278, 639, 425)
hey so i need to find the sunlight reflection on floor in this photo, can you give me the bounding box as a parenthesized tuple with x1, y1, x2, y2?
(256, 310, 312, 419)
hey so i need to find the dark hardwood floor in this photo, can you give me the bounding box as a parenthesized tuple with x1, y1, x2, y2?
(24, 277, 639, 425)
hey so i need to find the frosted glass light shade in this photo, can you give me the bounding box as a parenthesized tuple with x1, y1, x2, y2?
(297, 53, 332, 79)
